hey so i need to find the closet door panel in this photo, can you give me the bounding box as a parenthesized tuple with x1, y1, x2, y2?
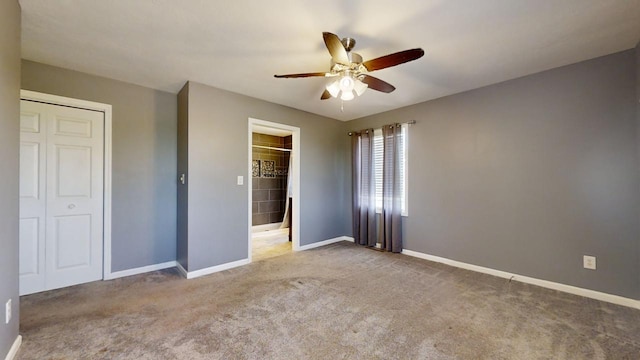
(19, 103, 47, 295)
(55, 145, 92, 198)
(45, 105, 104, 291)
(51, 214, 92, 269)
(19, 218, 41, 276)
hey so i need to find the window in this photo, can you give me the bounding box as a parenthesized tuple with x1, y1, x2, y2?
(373, 124, 408, 216)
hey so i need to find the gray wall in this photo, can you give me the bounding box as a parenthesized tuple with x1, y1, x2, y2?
(183, 82, 349, 271)
(177, 84, 189, 270)
(636, 42, 640, 299)
(346, 50, 640, 299)
(0, 1, 20, 357)
(21, 61, 178, 272)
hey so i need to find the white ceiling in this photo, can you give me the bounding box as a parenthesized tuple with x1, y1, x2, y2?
(20, 0, 640, 121)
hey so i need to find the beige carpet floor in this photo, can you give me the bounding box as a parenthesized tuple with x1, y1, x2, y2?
(17, 241, 640, 359)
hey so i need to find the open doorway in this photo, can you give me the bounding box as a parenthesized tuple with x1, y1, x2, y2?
(248, 118, 300, 262)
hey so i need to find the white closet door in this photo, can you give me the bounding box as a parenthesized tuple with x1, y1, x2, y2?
(19, 100, 104, 295)
(19, 105, 47, 295)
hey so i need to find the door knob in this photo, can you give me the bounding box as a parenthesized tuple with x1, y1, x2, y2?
(68, 204, 76, 209)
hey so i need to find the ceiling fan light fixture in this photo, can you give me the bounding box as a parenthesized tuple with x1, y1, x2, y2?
(326, 75, 367, 101)
(326, 79, 341, 98)
(354, 79, 368, 96)
(339, 75, 355, 93)
(340, 90, 355, 101)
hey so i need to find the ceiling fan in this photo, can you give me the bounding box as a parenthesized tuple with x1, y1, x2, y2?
(274, 32, 424, 101)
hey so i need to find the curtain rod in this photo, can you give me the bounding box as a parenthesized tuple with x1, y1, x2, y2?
(348, 120, 416, 136)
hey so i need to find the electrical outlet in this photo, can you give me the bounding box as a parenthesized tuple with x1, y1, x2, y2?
(5, 299, 11, 324)
(583, 255, 596, 270)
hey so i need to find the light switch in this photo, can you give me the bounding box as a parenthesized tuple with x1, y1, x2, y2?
(237, 176, 243, 185)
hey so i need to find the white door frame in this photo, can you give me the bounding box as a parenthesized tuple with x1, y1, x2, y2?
(20, 90, 114, 279)
(248, 118, 301, 261)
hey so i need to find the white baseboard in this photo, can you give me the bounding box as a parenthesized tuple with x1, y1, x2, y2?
(175, 262, 188, 278)
(4, 335, 21, 360)
(176, 258, 250, 280)
(176, 236, 354, 278)
(401, 249, 640, 310)
(104, 261, 177, 280)
(297, 236, 354, 251)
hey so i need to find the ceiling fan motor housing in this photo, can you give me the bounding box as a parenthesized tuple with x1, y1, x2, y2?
(348, 52, 362, 64)
(341, 37, 356, 52)
(330, 52, 365, 75)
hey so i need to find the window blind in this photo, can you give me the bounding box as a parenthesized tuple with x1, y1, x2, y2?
(373, 124, 408, 215)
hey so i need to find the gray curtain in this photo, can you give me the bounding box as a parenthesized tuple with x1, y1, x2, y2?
(382, 124, 403, 252)
(352, 129, 376, 246)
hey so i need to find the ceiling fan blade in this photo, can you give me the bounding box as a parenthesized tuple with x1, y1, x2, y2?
(362, 48, 424, 72)
(320, 90, 331, 100)
(322, 32, 350, 65)
(274, 72, 327, 78)
(360, 75, 396, 93)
